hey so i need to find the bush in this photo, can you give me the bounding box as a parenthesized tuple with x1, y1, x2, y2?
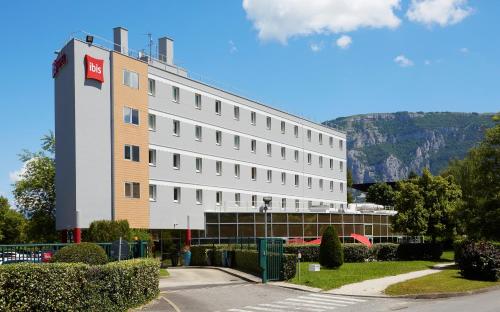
(88, 220, 131, 242)
(396, 243, 442, 261)
(281, 253, 297, 280)
(190, 245, 212, 266)
(372, 243, 399, 261)
(284, 245, 319, 262)
(234, 250, 260, 275)
(51, 242, 108, 265)
(319, 226, 343, 268)
(455, 240, 500, 281)
(0, 258, 159, 311)
(343, 244, 369, 262)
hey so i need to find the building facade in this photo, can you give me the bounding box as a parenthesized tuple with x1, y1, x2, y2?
(55, 27, 396, 242)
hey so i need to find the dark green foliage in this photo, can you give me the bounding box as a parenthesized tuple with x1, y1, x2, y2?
(51, 242, 108, 265)
(343, 244, 369, 262)
(234, 250, 260, 275)
(0, 259, 159, 311)
(396, 243, 442, 261)
(88, 220, 131, 242)
(0, 196, 26, 243)
(372, 243, 399, 261)
(281, 254, 297, 280)
(366, 182, 395, 206)
(284, 245, 319, 262)
(455, 240, 500, 281)
(319, 226, 344, 268)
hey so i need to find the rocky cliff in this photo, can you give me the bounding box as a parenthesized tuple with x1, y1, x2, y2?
(324, 112, 495, 183)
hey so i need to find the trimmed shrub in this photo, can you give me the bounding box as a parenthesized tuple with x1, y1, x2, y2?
(319, 225, 343, 268)
(88, 220, 131, 242)
(281, 253, 297, 280)
(396, 243, 442, 261)
(284, 245, 319, 262)
(343, 244, 369, 262)
(0, 258, 159, 311)
(234, 250, 260, 275)
(455, 240, 500, 281)
(372, 243, 399, 261)
(190, 245, 212, 266)
(51, 242, 108, 265)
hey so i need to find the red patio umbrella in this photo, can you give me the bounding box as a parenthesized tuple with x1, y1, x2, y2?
(307, 238, 322, 245)
(350, 234, 372, 247)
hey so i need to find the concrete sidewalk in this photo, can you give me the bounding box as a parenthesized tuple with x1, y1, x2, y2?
(325, 263, 454, 297)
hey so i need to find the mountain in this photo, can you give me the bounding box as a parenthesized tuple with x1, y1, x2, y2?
(324, 112, 496, 183)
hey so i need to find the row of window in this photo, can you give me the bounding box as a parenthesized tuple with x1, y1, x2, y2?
(147, 78, 344, 150)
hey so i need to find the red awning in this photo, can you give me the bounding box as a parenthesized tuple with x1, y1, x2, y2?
(350, 234, 372, 247)
(308, 238, 322, 245)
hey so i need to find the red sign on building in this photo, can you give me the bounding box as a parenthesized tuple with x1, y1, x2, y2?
(85, 55, 104, 83)
(52, 54, 67, 78)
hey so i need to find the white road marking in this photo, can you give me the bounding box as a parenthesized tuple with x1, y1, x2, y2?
(297, 296, 356, 305)
(285, 298, 346, 307)
(309, 294, 366, 302)
(275, 301, 328, 312)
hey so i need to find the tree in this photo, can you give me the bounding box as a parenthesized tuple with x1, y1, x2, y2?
(347, 169, 354, 204)
(0, 196, 27, 243)
(392, 181, 428, 237)
(13, 132, 57, 242)
(87, 220, 131, 242)
(319, 225, 343, 268)
(366, 182, 395, 206)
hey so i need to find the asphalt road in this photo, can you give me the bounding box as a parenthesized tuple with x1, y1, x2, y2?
(137, 268, 500, 312)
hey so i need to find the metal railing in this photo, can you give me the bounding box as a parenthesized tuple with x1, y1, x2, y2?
(204, 201, 343, 213)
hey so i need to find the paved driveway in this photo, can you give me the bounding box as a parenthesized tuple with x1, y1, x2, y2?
(159, 267, 247, 290)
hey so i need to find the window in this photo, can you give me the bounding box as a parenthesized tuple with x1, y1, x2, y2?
(307, 130, 312, 141)
(294, 125, 299, 137)
(173, 120, 180, 136)
(250, 111, 256, 125)
(281, 147, 286, 159)
(235, 193, 241, 206)
(172, 86, 180, 102)
(281, 172, 286, 185)
(149, 149, 156, 166)
(195, 93, 202, 109)
(266, 170, 272, 183)
(281, 121, 286, 133)
(195, 125, 202, 141)
(340, 161, 344, 172)
(215, 100, 222, 115)
(125, 182, 140, 198)
(266, 143, 272, 156)
(339, 139, 344, 150)
(307, 153, 312, 165)
(149, 185, 157, 201)
(329, 136, 333, 147)
(307, 177, 312, 189)
(294, 150, 299, 162)
(195, 157, 202, 173)
(124, 145, 140, 162)
(295, 199, 300, 210)
(148, 114, 156, 131)
(148, 78, 155, 96)
(251, 167, 257, 180)
(330, 158, 333, 170)
(251, 140, 256, 153)
(123, 70, 139, 89)
(196, 189, 203, 204)
(123, 107, 139, 125)
(234, 164, 240, 178)
(281, 198, 286, 210)
(216, 191, 222, 205)
(319, 179, 324, 190)
(319, 156, 323, 168)
(330, 181, 334, 192)
(266, 116, 271, 130)
(234, 106, 240, 120)
(216, 161, 222, 175)
(294, 174, 299, 187)
(308, 201, 312, 208)
(173, 153, 180, 169)
(252, 195, 257, 208)
(319, 133, 323, 145)
(234, 135, 240, 149)
(340, 183, 344, 193)
(173, 187, 181, 202)
(215, 131, 222, 145)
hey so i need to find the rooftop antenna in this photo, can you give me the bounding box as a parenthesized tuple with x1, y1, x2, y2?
(145, 33, 153, 61)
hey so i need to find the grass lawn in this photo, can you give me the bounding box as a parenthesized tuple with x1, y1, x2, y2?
(159, 268, 169, 278)
(441, 250, 454, 261)
(385, 266, 500, 296)
(291, 260, 445, 290)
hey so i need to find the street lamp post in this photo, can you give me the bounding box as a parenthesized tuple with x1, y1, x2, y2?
(261, 197, 272, 239)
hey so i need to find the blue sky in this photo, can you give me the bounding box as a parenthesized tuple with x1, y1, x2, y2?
(0, 0, 498, 202)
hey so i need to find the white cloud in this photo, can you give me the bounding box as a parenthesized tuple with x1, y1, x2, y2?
(424, 59, 431, 65)
(407, 0, 473, 27)
(228, 40, 238, 54)
(394, 54, 414, 67)
(460, 47, 469, 53)
(9, 169, 23, 183)
(242, 0, 401, 43)
(336, 35, 352, 49)
(309, 41, 324, 52)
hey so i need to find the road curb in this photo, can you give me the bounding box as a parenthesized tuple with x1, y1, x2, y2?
(387, 284, 500, 299)
(182, 265, 262, 283)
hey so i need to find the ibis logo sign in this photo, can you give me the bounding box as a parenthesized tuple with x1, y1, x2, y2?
(85, 55, 104, 83)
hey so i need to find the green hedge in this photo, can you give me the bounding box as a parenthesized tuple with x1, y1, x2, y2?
(284, 245, 319, 262)
(0, 259, 159, 311)
(51, 242, 108, 265)
(234, 250, 260, 276)
(455, 240, 499, 281)
(396, 243, 442, 261)
(372, 243, 399, 261)
(343, 244, 369, 262)
(281, 254, 297, 280)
